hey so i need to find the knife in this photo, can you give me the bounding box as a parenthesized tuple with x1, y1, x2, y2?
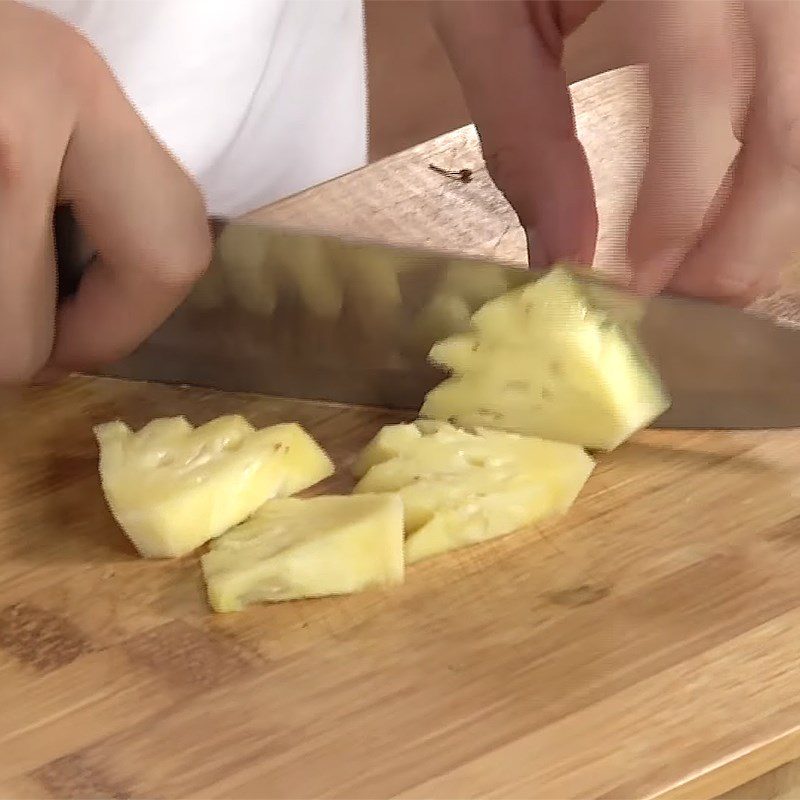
(53, 204, 800, 430)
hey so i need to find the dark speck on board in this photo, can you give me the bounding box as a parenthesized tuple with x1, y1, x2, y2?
(33, 752, 132, 800)
(0, 603, 91, 672)
(123, 619, 258, 690)
(544, 584, 611, 608)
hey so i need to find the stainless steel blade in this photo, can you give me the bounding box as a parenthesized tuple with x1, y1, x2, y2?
(640, 295, 800, 429)
(95, 220, 800, 429)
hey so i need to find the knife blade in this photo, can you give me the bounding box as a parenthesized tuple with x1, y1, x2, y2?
(54, 205, 800, 429)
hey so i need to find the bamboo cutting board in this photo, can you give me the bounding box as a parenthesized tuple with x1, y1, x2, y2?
(2, 66, 800, 800)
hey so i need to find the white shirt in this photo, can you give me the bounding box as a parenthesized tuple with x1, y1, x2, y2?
(23, 0, 368, 217)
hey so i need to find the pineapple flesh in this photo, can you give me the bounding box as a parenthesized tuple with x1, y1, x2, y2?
(420, 267, 670, 451)
(94, 416, 334, 559)
(201, 494, 405, 613)
(353, 420, 594, 563)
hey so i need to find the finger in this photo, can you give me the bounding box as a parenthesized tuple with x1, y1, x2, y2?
(667, 0, 800, 304)
(0, 25, 75, 382)
(429, 0, 600, 267)
(727, 0, 755, 142)
(0, 125, 59, 383)
(50, 57, 211, 370)
(626, 0, 739, 295)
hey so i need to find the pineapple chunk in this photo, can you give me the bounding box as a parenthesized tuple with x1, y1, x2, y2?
(421, 266, 670, 450)
(201, 494, 405, 613)
(354, 421, 594, 563)
(94, 416, 334, 559)
(352, 422, 424, 478)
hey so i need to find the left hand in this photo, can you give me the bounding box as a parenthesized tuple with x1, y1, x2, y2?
(430, 0, 800, 306)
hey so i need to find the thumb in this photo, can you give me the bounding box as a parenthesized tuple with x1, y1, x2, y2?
(430, 0, 599, 267)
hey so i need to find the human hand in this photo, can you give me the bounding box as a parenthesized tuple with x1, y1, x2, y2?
(430, 0, 799, 306)
(0, 1, 211, 384)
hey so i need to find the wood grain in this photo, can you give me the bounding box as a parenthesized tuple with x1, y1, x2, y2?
(2, 66, 800, 799)
(717, 759, 800, 800)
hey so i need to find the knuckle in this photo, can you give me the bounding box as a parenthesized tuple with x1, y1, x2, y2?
(151, 219, 213, 291)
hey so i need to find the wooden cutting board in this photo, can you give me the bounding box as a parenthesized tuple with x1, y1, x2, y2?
(2, 66, 800, 800)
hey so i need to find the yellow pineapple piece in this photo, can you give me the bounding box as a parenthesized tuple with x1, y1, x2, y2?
(354, 421, 594, 563)
(352, 422, 424, 478)
(421, 267, 670, 451)
(201, 494, 405, 613)
(94, 416, 334, 559)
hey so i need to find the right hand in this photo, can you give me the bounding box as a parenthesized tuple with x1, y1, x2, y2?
(0, 1, 211, 384)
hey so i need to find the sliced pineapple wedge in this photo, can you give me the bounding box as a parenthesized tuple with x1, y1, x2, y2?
(421, 266, 670, 451)
(94, 416, 334, 559)
(353, 420, 594, 563)
(201, 494, 405, 613)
